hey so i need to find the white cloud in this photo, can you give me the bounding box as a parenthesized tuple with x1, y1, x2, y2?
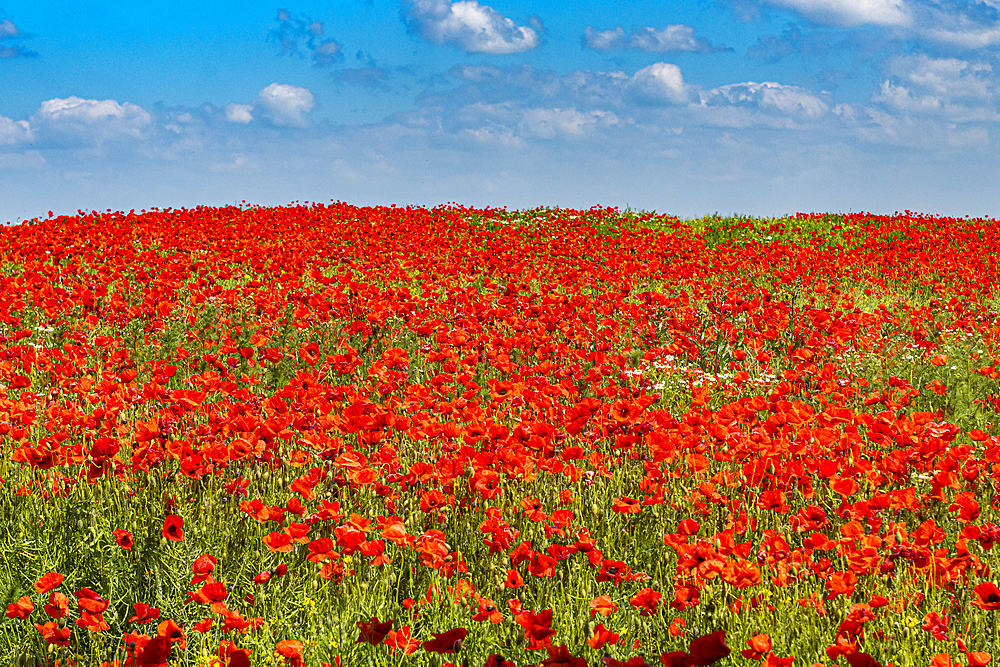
(225, 103, 254, 124)
(763, 0, 912, 26)
(701, 81, 830, 117)
(760, 0, 1000, 49)
(871, 55, 996, 122)
(0, 115, 32, 145)
(402, 0, 541, 54)
(872, 80, 942, 110)
(925, 24, 1000, 48)
(31, 97, 152, 144)
(519, 108, 618, 138)
(0, 18, 19, 38)
(631, 63, 695, 104)
(908, 1, 1000, 48)
(893, 55, 992, 99)
(583, 26, 627, 50)
(583, 25, 728, 53)
(256, 83, 315, 127)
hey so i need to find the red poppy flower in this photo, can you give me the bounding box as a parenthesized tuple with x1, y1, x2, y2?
(34, 621, 71, 647)
(185, 581, 228, 612)
(386, 625, 421, 655)
(612, 497, 642, 514)
(973, 582, 1000, 610)
(129, 602, 162, 623)
(44, 592, 70, 619)
(825, 570, 858, 599)
(307, 537, 337, 563)
(77, 609, 110, 632)
(516, 609, 556, 648)
(840, 654, 880, 667)
(487, 655, 519, 667)
(472, 594, 504, 623)
(218, 640, 252, 667)
(275, 639, 305, 666)
(966, 653, 992, 667)
(74, 587, 110, 613)
(504, 569, 524, 588)
(764, 656, 794, 667)
(34, 572, 65, 594)
(6, 596, 33, 619)
(192, 618, 213, 633)
(264, 532, 294, 553)
(589, 594, 617, 617)
(129, 635, 172, 667)
(605, 657, 653, 667)
(630, 588, 663, 616)
(355, 616, 392, 645)
(688, 630, 731, 666)
(162, 515, 185, 541)
(422, 627, 467, 654)
(596, 560, 632, 586)
(420, 489, 449, 512)
(541, 644, 588, 666)
(741, 634, 772, 660)
(588, 623, 620, 649)
(114, 529, 135, 550)
(157, 618, 186, 647)
(190, 554, 217, 584)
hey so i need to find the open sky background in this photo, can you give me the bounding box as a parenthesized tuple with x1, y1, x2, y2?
(1, 0, 999, 222)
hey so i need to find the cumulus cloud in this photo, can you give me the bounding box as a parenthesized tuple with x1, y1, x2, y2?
(225, 103, 254, 124)
(269, 8, 343, 67)
(761, 0, 912, 27)
(583, 25, 730, 53)
(402, 0, 541, 54)
(30, 97, 152, 146)
(0, 115, 32, 145)
(256, 83, 315, 127)
(631, 63, 695, 104)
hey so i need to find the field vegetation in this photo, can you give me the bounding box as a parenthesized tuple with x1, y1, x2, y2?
(1, 204, 999, 666)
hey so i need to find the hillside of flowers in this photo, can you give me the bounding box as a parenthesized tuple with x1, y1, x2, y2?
(1, 203, 999, 666)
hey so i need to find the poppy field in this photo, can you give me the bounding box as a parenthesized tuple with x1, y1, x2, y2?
(2, 203, 1000, 667)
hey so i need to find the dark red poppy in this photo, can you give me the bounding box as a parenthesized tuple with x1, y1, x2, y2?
(134, 635, 172, 667)
(844, 653, 883, 667)
(422, 627, 467, 654)
(688, 631, 731, 666)
(355, 616, 392, 645)
(540, 644, 587, 666)
(217, 640, 252, 667)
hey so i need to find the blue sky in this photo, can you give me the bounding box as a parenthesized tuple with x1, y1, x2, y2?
(1, 0, 999, 222)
